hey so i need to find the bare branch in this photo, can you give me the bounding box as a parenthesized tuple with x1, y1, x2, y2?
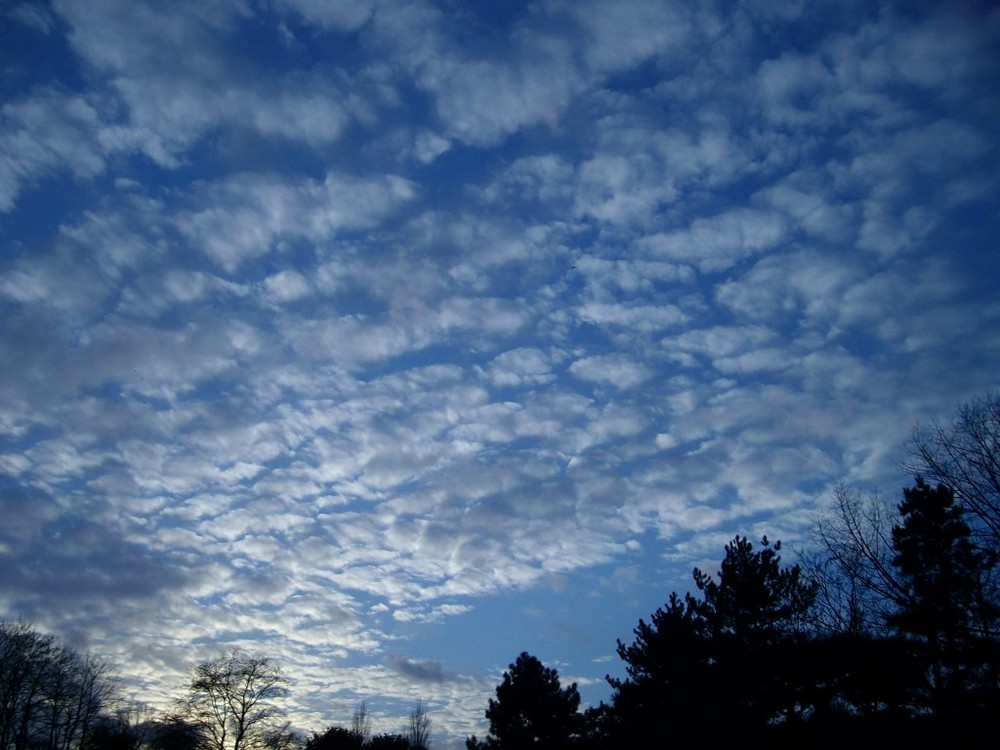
(180, 649, 288, 750)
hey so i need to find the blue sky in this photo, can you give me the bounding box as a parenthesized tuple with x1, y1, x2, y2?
(1, 0, 999, 746)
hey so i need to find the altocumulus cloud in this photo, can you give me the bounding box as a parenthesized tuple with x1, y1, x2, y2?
(1, 0, 999, 747)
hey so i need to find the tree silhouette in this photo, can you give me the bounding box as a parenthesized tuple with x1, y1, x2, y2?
(804, 474, 1000, 738)
(368, 734, 411, 750)
(149, 714, 206, 750)
(305, 726, 365, 750)
(607, 591, 713, 743)
(262, 721, 302, 750)
(808, 485, 908, 636)
(406, 701, 431, 750)
(179, 649, 288, 750)
(350, 703, 371, 745)
(90, 711, 153, 750)
(467, 652, 581, 750)
(890, 478, 998, 714)
(906, 392, 1000, 556)
(610, 536, 818, 743)
(0, 619, 119, 750)
(694, 535, 817, 642)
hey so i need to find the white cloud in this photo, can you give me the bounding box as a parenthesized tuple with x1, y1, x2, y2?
(572, 151, 678, 226)
(175, 172, 416, 272)
(759, 176, 856, 243)
(247, 88, 353, 147)
(713, 347, 795, 375)
(274, 0, 376, 32)
(8, 2, 57, 33)
(667, 325, 776, 360)
(48, 0, 370, 168)
(714, 250, 863, 327)
(486, 348, 557, 388)
(755, 52, 836, 128)
(478, 154, 576, 209)
(0, 89, 105, 211)
(641, 208, 787, 272)
(413, 129, 451, 163)
(558, 0, 696, 74)
(429, 49, 582, 146)
(434, 297, 530, 338)
(569, 354, 653, 389)
(265, 270, 313, 303)
(576, 302, 686, 333)
(368, 0, 587, 148)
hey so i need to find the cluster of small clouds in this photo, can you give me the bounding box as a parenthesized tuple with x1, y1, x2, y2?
(2, 0, 999, 746)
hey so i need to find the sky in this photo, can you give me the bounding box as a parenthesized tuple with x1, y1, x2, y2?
(1, 0, 999, 746)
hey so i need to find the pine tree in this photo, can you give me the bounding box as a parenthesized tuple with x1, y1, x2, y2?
(889, 478, 996, 714)
(693, 536, 816, 644)
(610, 536, 818, 742)
(467, 653, 581, 750)
(607, 592, 714, 743)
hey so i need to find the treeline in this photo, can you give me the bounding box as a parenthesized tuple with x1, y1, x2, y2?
(470, 505, 996, 748)
(0, 621, 120, 750)
(468, 394, 1000, 747)
(0, 627, 430, 750)
(3, 394, 999, 748)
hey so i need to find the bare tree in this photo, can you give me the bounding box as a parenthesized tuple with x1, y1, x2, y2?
(180, 649, 289, 750)
(350, 702, 370, 745)
(0, 620, 119, 750)
(809, 485, 909, 635)
(0, 620, 58, 750)
(407, 701, 431, 750)
(61, 652, 119, 750)
(906, 392, 1000, 557)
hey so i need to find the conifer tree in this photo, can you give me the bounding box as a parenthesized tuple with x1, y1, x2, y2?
(609, 536, 817, 743)
(467, 653, 580, 750)
(890, 478, 996, 713)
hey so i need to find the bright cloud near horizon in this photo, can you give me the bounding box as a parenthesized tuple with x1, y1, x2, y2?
(2, 0, 999, 746)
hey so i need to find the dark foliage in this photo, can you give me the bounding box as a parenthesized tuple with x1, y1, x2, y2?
(88, 717, 139, 750)
(148, 714, 206, 750)
(306, 725, 366, 750)
(607, 536, 818, 743)
(306, 725, 419, 750)
(890, 478, 999, 714)
(368, 733, 412, 750)
(607, 591, 713, 742)
(694, 535, 817, 642)
(467, 652, 581, 750)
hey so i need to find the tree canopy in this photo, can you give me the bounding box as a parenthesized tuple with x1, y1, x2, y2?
(608, 535, 817, 743)
(467, 652, 581, 750)
(890, 478, 998, 713)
